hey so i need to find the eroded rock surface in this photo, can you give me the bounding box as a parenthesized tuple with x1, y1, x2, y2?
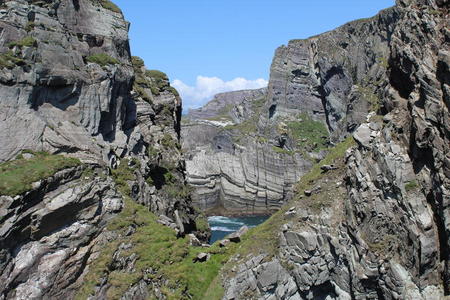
(221, 0, 449, 299)
(182, 0, 401, 215)
(0, 1, 202, 299)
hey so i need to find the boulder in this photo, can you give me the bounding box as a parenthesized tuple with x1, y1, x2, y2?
(193, 252, 210, 263)
(228, 226, 249, 243)
(353, 124, 372, 148)
(188, 234, 202, 247)
(219, 239, 231, 247)
(320, 164, 338, 172)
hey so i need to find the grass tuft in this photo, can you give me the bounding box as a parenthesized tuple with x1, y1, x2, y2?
(287, 113, 329, 152)
(405, 180, 419, 192)
(8, 36, 37, 48)
(86, 53, 120, 66)
(98, 0, 121, 13)
(0, 151, 81, 196)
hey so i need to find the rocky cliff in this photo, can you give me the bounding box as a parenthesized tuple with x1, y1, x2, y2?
(183, 88, 317, 215)
(182, 0, 397, 215)
(0, 1, 206, 299)
(214, 0, 450, 299)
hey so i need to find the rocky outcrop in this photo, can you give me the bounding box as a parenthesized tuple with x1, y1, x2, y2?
(220, 0, 449, 299)
(182, 0, 400, 215)
(0, 1, 203, 299)
(0, 166, 123, 299)
(0, 0, 133, 164)
(182, 89, 317, 215)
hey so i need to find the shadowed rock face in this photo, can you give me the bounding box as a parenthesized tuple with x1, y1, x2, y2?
(0, 0, 134, 163)
(221, 0, 450, 299)
(0, 1, 201, 299)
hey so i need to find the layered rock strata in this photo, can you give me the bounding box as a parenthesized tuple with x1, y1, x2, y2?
(183, 0, 397, 215)
(0, 0, 202, 299)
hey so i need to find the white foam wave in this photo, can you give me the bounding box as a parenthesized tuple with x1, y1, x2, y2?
(208, 216, 244, 226)
(210, 226, 236, 232)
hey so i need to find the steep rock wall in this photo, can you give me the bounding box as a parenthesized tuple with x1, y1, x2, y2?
(219, 0, 449, 299)
(183, 4, 397, 215)
(0, 1, 203, 299)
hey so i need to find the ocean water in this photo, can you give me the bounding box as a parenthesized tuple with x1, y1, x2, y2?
(208, 215, 270, 244)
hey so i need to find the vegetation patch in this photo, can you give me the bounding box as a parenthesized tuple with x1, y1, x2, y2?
(93, 0, 122, 13)
(287, 113, 329, 152)
(405, 180, 419, 192)
(131, 56, 179, 101)
(295, 136, 355, 189)
(272, 146, 294, 156)
(356, 84, 381, 112)
(8, 36, 37, 48)
(87, 53, 120, 67)
(77, 159, 239, 300)
(0, 151, 81, 196)
(0, 50, 25, 69)
(161, 133, 179, 149)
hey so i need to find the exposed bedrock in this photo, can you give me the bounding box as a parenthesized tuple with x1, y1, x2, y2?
(0, 0, 202, 299)
(221, 0, 450, 299)
(183, 0, 397, 215)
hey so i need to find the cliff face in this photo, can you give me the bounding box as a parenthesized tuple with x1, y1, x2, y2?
(183, 88, 314, 215)
(0, 1, 203, 299)
(219, 0, 449, 299)
(182, 2, 395, 215)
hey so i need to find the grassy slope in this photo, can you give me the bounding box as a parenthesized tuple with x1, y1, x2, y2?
(202, 136, 356, 299)
(76, 159, 239, 300)
(0, 151, 81, 196)
(76, 136, 355, 299)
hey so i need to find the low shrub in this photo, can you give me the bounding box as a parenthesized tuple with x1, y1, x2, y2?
(86, 53, 120, 66)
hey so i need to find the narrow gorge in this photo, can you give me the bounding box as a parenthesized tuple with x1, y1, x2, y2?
(0, 0, 449, 299)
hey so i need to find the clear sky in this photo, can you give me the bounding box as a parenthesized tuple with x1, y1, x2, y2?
(114, 0, 395, 110)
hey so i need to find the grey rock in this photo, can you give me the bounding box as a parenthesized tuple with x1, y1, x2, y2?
(228, 226, 249, 243)
(219, 239, 231, 248)
(221, 1, 449, 299)
(188, 234, 202, 247)
(194, 252, 210, 263)
(353, 123, 372, 148)
(0, 1, 202, 299)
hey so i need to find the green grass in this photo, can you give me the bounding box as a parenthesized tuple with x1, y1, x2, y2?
(195, 213, 210, 232)
(272, 146, 294, 155)
(295, 136, 355, 189)
(161, 133, 178, 149)
(131, 56, 145, 69)
(25, 21, 35, 32)
(98, 0, 121, 13)
(86, 53, 120, 66)
(77, 159, 238, 300)
(131, 56, 178, 100)
(287, 113, 329, 152)
(0, 51, 25, 69)
(110, 159, 136, 196)
(0, 151, 81, 196)
(146, 69, 169, 81)
(8, 36, 37, 48)
(356, 84, 381, 112)
(405, 180, 419, 192)
(167, 86, 180, 97)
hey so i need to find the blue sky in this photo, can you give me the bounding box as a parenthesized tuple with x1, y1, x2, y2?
(114, 0, 395, 110)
